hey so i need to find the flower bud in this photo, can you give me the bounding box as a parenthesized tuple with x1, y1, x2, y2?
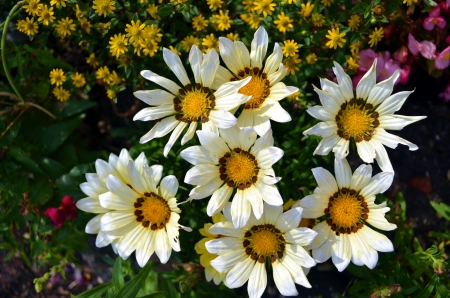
(433, 259, 445, 275)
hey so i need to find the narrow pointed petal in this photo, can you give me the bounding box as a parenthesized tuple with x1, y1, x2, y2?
(250, 27, 268, 69)
(163, 48, 190, 86)
(141, 70, 180, 95)
(163, 121, 188, 157)
(189, 45, 203, 85)
(356, 59, 377, 100)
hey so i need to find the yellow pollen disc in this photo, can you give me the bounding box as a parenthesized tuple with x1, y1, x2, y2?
(139, 197, 170, 225)
(252, 230, 279, 256)
(239, 76, 266, 107)
(181, 91, 209, 120)
(226, 153, 255, 185)
(328, 193, 362, 229)
(338, 108, 372, 138)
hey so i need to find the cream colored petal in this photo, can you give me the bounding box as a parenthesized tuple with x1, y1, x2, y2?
(163, 121, 188, 157)
(139, 116, 179, 144)
(163, 47, 190, 86)
(140, 70, 180, 95)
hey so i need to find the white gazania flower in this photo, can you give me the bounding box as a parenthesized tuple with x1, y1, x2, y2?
(206, 203, 317, 298)
(133, 46, 252, 156)
(217, 27, 298, 136)
(303, 59, 426, 172)
(76, 149, 150, 252)
(181, 126, 284, 229)
(299, 157, 396, 271)
(194, 213, 228, 285)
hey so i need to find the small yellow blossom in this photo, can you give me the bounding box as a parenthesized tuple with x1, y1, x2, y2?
(287, 91, 300, 102)
(107, 88, 117, 100)
(325, 27, 346, 49)
(202, 34, 219, 52)
(311, 13, 325, 27)
(142, 40, 159, 57)
(192, 14, 208, 31)
(207, 0, 223, 10)
(37, 5, 55, 25)
(96, 66, 110, 81)
(350, 41, 362, 56)
(321, 0, 333, 6)
(213, 10, 232, 31)
(53, 87, 70, 101)
(282, 0, 297, 4)
(79, 18, 92, 34)
(71, 72, 86, 88)
(282, 40, 298, 57)
(50, 0, 67, 8)
(243, 0, 255, 11)
(24, 0, 42, 16)
(170, 0, 187, 4)
(17, 17, 38, 36)
(274, 12, 293, 33)
(86, 53, 100, 68)
(254, 0, 276, 17)
(92, 0, 116, 17)
(284, 54, 301, 75)
(226, 32, 239, 41)
(142, 24, 162, 42)
(305, 53, 317, 64)
(240, 13, 263, 29)
(348, 15, 361, 31)
(109, 34, 128, 58)
(180, 35, 199, 52)
(146, 4, 160, 19)
(347, 57, 360, 71)
(368, 27, 384, 47)
(169, 45, 181, 56)
(125, 20, 146, 44)
(50, 68, 66, 86)
(106, 70, 122, 86)
(299, 2, 314, 18)
(403, 0, 418, 6)
(74, 4, 84, 18)
(55, 17, 76, 37)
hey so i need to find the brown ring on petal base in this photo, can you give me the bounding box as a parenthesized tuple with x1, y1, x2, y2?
(231, 67, 271, 110)
(324, 188, 369, 234)
(335, 99, 379, 142)
(173, 84, 214, 123)
(134, 192, 171, 230)
(218, 148, 259, 189)
(243, 224, 286, 264)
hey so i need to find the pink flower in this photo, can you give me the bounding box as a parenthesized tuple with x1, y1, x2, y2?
(446, 35, 450, 44)
(378, 58, 401, 81)
(408, 33, 436, 59)
(438, 83, 450, 102)
(44, 195, 77, 227)
(399, 65, 411, 84)
(423, 6, 446, 30)
(394, 46, 408, 64)
(353, 50, 401, 86)
(435, 46, 450, 69)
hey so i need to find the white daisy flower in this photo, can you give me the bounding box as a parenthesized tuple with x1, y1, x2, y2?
(181, 126, 284, 229)
(133, 46, 252, 157)
(76, 149, 150, 252)
(303, 59, 426, 172)
(299, 157, 397, 271)
(78, 149, 190, 267)
(194, 213, 229, 285)
(206, 203, 317, 298)
(217, 27, 298, 136)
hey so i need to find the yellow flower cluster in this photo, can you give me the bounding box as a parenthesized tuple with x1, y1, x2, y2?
(48, 68, 86, 101)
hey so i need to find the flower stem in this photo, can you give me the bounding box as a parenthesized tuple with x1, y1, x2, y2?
(1, 1, 25, 103)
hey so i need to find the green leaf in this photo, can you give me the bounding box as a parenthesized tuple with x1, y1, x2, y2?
(139, 292, 167, 298)
(23, 45, 73, 70)
(30, 81, 50, 99)
(113, 257, 125, 292)
(157, 5, 173, 17)
(36, 157, 67, 180)
(9, 149, 46, 176)
(69, 163, 95, 177)
(415, 276, 437, 298)
(60, 101, 97, 118)
(430, 201, 450, 221)
(436, 282, 448, 298)
(34, 115, 84, 154)
(116, 261, 153, 298)
(29, 180, 53, 204)
(76, 282, 112, 298)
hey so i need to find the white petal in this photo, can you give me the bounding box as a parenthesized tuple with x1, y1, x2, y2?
(332, 61, 354, 102)
(349, 232, 378, 269)
(77, 197, 110, 213)
(312, 232, 333, 263)
(267, 63, 287, 85)
(331, 234, 351, 272)
(285, 228, 318, 247)
(154, 230, 172, 263)
(371, 139, 394, 172)
(320, 78, 345, 106)
(280, 254, 311, 288)
(238, 126, 257, 151)
(189, 176, 223, 200)
(214, 94, 251, 111)
(99, 191, 133, 210)
(116, 224, 143, 259)
(378, 115, 426, 131)
(133, 89, 174, 106)
(86, 214, 103, 234)
(163, 48, 190, 86)
(96, 231, 114, 248)
(211, 249, 247, 273)
(206, 237, 243, 254)
(359, 226, 394, 252)
(140, 70, 181, 95)
(275, 207, 302, 233)
(262, 100, 291, 124)
(201, 49, 219, 88)
(247, 262, 267, 298)
(226, 257, 254, 289)
(254, 147, 283, 168)
(231, 190, 251, 229)
(95, 159, 114, 180)
(263, 43, 283, 75)
(375, 90, 414, 115)
(139, 116, 179, 144)
(135, 230, 155, 267)
(159, 175, 178, 199)
(181, 121, 198, 145)
(106, 175, 138, 201)
(219, 125, 240, 149)
(201, 120, 219, 136)
(126, 161, 147, 194)
(356, 141, 376, 163)
(367, 70, 400, 106)
(207, 184, 233, 216)
(268, 82, 297, 101)
(163, 121, 188, 157)
(313, 134, 341, 155)
(311, 167, 338, 197)
(237, 109, 254, 128)
(197, 130, 229, 156)
(314, 87, 340, 114)
(250, 129, 274, 154)
(235, 41, 250, 67)
(303, 121, 337, 138)
(305, 106, 335, 121)
(272, 261, 298, 296)
(332, 138, 350, 159)
(184, 164, 219, 185)
(255, 182, 283, 206)
(243, 186, 263, 220)
(372, 127, 418, 150)
(334, 157, 352, 189)
(252, 113, 272, 136)
(309, 221, 332, 249)
(180, 145, 215, 165)
(299, 194, 327, 219)
(350, 164, 373, 191)
(219, 37, 242, 74)
(366, 210, 397, 231)
(213, 76, 252, 100)
(133, 105, 175, 121)
(101, 211, 135, 232)
(135, 153, 148, 173)
(209, 110, 238, 129)
(209, 221, 245, 238)
(262, 203, 282, 224)
(211, 66, 234, 91)
(356, 59, 377, 100)
(250, 27, 268, 69)
(285, 244, 316, 268)
(360, 171, 393, 197)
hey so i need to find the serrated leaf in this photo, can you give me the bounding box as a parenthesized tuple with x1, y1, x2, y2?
(113, 257, 125, 292)
(76, 282, 112, 298)
(116, 261, 153, 298)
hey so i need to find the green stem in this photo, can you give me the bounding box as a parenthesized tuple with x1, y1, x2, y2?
(0, 8, 23, 31)
(1, 1, 25, 103)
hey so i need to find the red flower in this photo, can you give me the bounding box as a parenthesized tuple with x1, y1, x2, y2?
(44, 196, 78, 227)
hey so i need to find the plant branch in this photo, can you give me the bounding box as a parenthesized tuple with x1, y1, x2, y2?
(110, 98, 140, 118)
(17, 102, 56, 119)
(0, 91, 21, 102)
(0, 108, 25, 139)
(1, 1, 25, 103)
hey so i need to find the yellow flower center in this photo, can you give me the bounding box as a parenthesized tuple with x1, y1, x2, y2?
(243, 224, 285, 263)
(134, 193, 171, 230)
(443, 52, 450, 61)
(219, 149, 259, 190)
(336, 100, 379, 142)
(176, 89, 210, 121)
(236, 69, 270, 109)
(324, 188, 369, 234)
